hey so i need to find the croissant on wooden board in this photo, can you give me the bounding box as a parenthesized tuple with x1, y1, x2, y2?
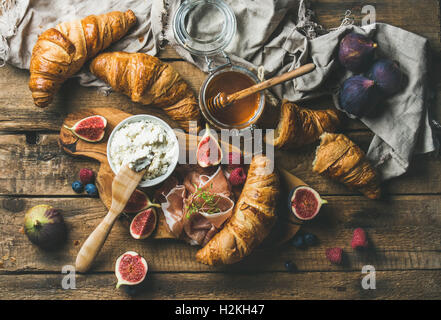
(196, 154, 280, 265)
(313, 133, 382, 199)
(89, 52, 201, 132)
(267, 100, 342, 149)
(29, 10, 136, 108)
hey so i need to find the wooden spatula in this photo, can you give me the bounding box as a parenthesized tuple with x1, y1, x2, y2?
(75, 164, 146, 273)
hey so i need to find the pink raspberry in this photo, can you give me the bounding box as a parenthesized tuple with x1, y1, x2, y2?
(351, 228, 368, 249)
(79, 168, 95, 184)
(325, 247, 343, 265)
(229, 167, 247, 186)
(227, 152, 243, 169)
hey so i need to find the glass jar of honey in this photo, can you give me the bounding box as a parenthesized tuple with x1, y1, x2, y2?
(173, 0, 265, 131)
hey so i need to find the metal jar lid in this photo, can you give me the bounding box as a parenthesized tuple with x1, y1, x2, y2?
(173, 0, 236, 56)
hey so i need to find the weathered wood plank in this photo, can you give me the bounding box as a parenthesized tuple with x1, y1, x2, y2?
(1, 195, 440, 273)
(311, 0, 441, 50)
(0, 1, 439, 132)
(0, 270, 440, 300)
(0, 61, 203, 131)
(1, 133, 440, 196)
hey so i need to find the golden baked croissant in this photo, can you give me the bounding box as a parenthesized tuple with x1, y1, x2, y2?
(268, 100, 341, 149)
(29, 10, 136, 107)
(196, 154, 279, 265)
(90, 52, 201, 131)
(313, 133, 382, 199)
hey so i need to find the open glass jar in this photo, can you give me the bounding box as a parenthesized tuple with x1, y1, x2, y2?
(173, 0, 265, 131)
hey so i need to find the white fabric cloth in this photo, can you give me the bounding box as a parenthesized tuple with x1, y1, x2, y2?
(0, 0, 437, 180)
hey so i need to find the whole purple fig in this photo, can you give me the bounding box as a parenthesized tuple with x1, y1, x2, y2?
(24, 205, 67, 250)
(368, 59, 403, 96)
(339, 33, 377, 73)
(339, 75, 381, 118)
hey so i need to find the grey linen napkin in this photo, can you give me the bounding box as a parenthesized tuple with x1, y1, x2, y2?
(0, 0, 436, 180)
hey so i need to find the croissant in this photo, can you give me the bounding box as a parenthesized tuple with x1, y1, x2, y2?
(29, 10, 136, 107)
(196, 154, 279, 265)
(268, 100, 341, 149)
(90, 52, 201, 132)
(313, 133, 382, 199)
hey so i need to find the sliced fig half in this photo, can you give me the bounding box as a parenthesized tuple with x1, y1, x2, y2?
(197, 123, 223, 168)
(115, 251, 148, 288)
(288, 186, 327, 221)
(63, 115, 107, 143)
(123, 189, 160, 214)
(130, 208, 157, 239)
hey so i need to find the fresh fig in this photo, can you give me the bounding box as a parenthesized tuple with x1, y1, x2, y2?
(339, 32, 377, 72)
(115, 251, 148, 288)
(130, 208, 157, 239)
(288, 186, 327, 221)
(197, 123, 223, 168)
(368, 59, 403, 96)
(63, 115, 107, 143)
(24, 205, 67, 250)
(339, 75, 381, 118)
(123, 189, 160, 214)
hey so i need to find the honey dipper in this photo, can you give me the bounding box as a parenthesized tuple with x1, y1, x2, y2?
(206, 63, 315, 113)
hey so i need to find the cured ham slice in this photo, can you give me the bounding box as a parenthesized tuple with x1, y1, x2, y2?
(161, 185, 187, 237)
(161, 166, 234, 245)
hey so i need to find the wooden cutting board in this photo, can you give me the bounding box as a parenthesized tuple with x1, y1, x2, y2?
(59, 107, 302, 245)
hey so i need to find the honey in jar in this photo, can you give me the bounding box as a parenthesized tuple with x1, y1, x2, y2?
(205, 70, 261, 127)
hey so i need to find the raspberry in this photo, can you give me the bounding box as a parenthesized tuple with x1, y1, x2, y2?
(227, 152, 243, 169)
(351, 228, 368, 249)
(326, 247, 343, 265)
(229, 167, 247, 186)
(79, 168, 95, 184)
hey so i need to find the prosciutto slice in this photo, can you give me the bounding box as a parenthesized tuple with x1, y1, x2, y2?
(161, 166, 234, 245)
(161, 185, 187, 238)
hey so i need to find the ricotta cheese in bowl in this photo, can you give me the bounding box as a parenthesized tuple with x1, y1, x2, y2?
(107, 115, 179, 187)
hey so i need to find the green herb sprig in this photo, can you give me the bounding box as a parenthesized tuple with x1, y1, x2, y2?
(185, 183, 221, 219)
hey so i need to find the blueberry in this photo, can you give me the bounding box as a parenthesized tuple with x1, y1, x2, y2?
(285, 260, 296, 272)
(304, 233, 318, 246)
(71, 180, 84, 193)
(291, 234, 305, 248)
(122, 285, 138, 296)
(85, 183, 98, 196)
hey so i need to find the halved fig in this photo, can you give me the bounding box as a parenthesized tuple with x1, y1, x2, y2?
(130, 208, 157, 239)
(115, 251, 148, 288)
(288, 186, 327, 221)
(123, 189, 160, 214)
(197, 123, 223, 168)
(63, 115, 107, 143)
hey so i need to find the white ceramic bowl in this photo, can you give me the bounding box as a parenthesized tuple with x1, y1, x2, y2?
(107, 114, 179, 187)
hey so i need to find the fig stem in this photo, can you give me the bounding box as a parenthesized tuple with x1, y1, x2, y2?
(321, 199, 328, 205)
(146, 197, 161, 209)
(34, 220, 41, 229)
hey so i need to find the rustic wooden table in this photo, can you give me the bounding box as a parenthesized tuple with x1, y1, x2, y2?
(0, 0, 440, 300)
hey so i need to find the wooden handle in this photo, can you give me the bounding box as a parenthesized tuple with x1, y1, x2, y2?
(75, 164, 145, 272)
(227, 63, 316, 104)
(75, 209, 119, 273)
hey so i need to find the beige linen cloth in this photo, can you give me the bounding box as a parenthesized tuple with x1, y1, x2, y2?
(0, 0, 437, 180)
